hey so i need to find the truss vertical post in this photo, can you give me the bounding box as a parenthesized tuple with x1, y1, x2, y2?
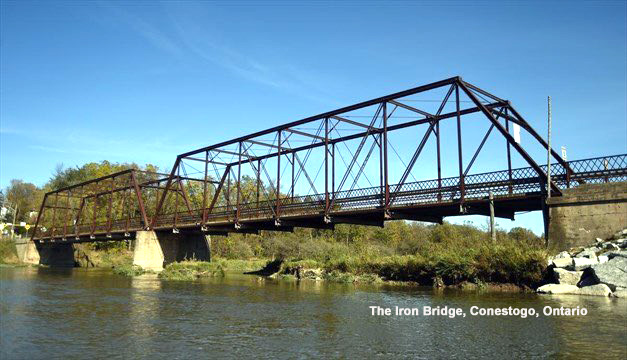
(379, 132, 384, 206)
(505, 108, 513, 194)
(291, 153, 295, 201)
(236, 142, 242, 222)
(331, 143, 335, 197)
(125, 187, 130, 233)
(63, 191, 70, 238)
(50, 193, 59, 237)
(256, 159, 261, 209)
(107, 177, 114, 234)
(436, 119, 442, 201)
(202, 150, 209, 223)
(90, 196, 97, 237)
(276, 130, 282, 219)
(174, 178, 180, 228)
(325, 118, 330, 211)
(456, 84, 465, 207)
(383, 102, 389, 210)
(226, 168, 231, 215)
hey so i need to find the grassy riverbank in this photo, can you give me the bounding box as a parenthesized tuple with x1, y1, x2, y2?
(154, 222, 548, 289)
(3, 221, 549, 289)
(275, 238, 547, 288)
(0, 239, 20, 265)
(159, 259, 268, 280)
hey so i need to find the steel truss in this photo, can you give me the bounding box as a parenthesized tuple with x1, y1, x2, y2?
(31, 77, 627, 242)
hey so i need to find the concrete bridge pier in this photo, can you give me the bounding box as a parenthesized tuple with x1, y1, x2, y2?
(15, 241, 76, 267)
(15, 241, 41, 265)
(548, 182, 627, 250)
(132, 230, 211, 271)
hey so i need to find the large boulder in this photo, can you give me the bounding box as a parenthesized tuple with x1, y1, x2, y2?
(607, 250, 627, 259)
(553, 268, 583, 286)
(613, 287, 627, 298)
(590, 257, 627, 291)
(577, 269, 599, 287)
(537, 284, 579, 294)
(551, 257, 573, 269)
(575, 249, 598, 260)
(575, 284, 612, 297)
(573, 257, 597, 271)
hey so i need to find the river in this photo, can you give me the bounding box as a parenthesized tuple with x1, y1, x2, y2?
(1, 266, 626, 359)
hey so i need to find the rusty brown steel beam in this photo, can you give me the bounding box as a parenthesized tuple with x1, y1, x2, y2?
(178, 77, 459, 159)
(227, 102, 505, 167)
(330, 115, 373, 129)
(388, 99, 433, 117)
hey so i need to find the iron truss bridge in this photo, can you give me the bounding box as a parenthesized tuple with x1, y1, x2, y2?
(31, 77, 627, 242)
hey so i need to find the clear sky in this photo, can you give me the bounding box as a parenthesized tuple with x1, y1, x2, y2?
(1, 0, 625, 233)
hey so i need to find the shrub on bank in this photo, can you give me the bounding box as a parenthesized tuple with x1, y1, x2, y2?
(113, 264, 147, 277)
(0, 240, 18, 264)
(276, 237, 547, 287)
(159, 260, 225, 281)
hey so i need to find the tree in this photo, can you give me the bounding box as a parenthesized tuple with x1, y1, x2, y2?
(3, 179, 43, 222)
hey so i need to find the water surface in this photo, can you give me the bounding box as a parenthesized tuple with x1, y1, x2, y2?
(1, 267, 626, 359)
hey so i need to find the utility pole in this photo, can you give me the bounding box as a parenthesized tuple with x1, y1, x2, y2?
(547, 96, 552, 199)
(2, 199, 18, 241)
(489, 192, 496, 242)
(543, 96, 552, 248)
(10, 203, 17, 240)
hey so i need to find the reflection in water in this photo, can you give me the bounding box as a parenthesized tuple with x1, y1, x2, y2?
(1, 267, 626, 359)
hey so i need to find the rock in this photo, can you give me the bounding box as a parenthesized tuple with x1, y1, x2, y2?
(607, 250, 627, 259)
(577, 270, 599, 287)
(575, 284, 612, 297)
(612, 287, 627, 298)
(590, 257, 627, 291)
(573, 257, 598, 270)
(302, 268, 323, 280)
(551, 257, 573, 269)
(537, 284, 579, 294)
(598, 255, 609, 264)
(575, 249, 598, 261)
(552, 251, 571, 260)
(595, 238, 604, 243)
(604, 243, 620, 251)
(611, 229, 627, 240)
(553, 268, 583, 285)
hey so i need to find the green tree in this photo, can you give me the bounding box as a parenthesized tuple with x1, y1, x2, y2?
(3, 179, 43, 222)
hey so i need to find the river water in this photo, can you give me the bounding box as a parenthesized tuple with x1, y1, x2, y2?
(1, 266, 626, 359)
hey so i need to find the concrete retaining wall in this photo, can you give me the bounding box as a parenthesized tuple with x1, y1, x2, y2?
(548, 182, 627, 250)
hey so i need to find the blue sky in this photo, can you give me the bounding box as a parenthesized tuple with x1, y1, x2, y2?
(1, 1, 625, 233)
